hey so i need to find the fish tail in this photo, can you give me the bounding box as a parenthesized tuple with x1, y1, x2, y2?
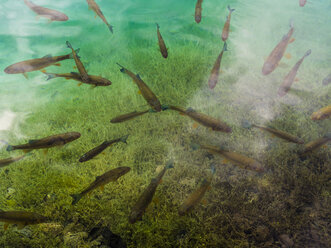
(108, 24, 114, 34)
(70, 194, 81, 205)
(223, 42, 228, 52)
(6, 145, 14, 151)
(116, 63, 125, 72)
(66, 41, 72, 49)
(161, 104, 170, 111)
(304, 49, 312, 57)
(210, 163, 216, 174)
(190, 143, 200, 150)
(120, 134, 129, 144)
(289, 19, 294, 28)
(242, 120, 253, 129)
(156, 23, 160, 29)
(43, 72, 56, 81)
(166, 159, 174, 169)
(227, 5, 235, 12)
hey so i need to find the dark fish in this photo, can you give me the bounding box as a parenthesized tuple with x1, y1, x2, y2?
(129, 161, 174, 224)
(221, 6, 235, 42)
(156, 23, 168, 58)
(87, 0, 113, 33)
(4, 53, 74, 79)
(311, 105, 331, 120)
(0, 210, 48, 230)
(116, 63, 162, 112)
(170, 106, 232, 132)
(301, 133, 331, 154)
(79, 135, 129, 162)
(262, 22, 295, 75)
(70, 166, 131, 205)
(0, 155, 25, 168)
(208, 42, 227, 89)
(24, 0, 68, 22)
(66, 41, 89, 83)
(299, 0, 307, 7)
(7, 132, 81, 152)
(194, 0, 203, 24)
(110, 110, 150, 123)
(322, 74, 331, 86)
(43, 71, 111, 87)
(278, 49, 311, 97)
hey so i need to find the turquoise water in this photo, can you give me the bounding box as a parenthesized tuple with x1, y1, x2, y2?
(0, 0, 330, 247)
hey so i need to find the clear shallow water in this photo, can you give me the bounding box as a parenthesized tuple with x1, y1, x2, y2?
(0, 0, 330, 247)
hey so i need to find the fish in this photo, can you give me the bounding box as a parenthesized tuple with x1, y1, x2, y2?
(0, 210, 48, 230)
(79, 135, 129, 162)
(110, 110, 150, 123)
(322, 74, 331, 86)
(299, 0, 307, 7)
(6, 132, 81, 152)
(23, 0, 68, 22)
(262, 21, 295, 75)
(116, 63, 162, 112)
(194, 0, 203, 23)
(87, 0, 113, 33)
(243, 121, 304, 144)
(4, 53, 74, 79)
(208, 42, 227, 89)
(70, 166, 131, 205)
(0, 155, 25, 168)
(129, 161, 174, 224)
(169, 106, 232, 132)
(156, 23, 168, 59)
(221, 6, 235, 42)
(195, 144, 264, 172)
(301, 133, 331, 154)
(66, 41, 89, 83)
(278, 49, 311, 97)
(42, 71, 111, 87)
(311, 105, 331, 120)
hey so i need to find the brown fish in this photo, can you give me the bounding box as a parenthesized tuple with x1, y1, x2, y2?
(24, 0, 68, 22)
(79, 135, 128, 162)
(208, 42, 227, 89)
(110, 110, 150, 123)
(0, 155, 25, 168)
(221, 6, 235, 42)
(262, 22, 295, 75)
(87, 0, 113, 33)
(66, 41, 89, 83)
(70, 166, 131, 205)
(195, 0, 203, 24)
(42, 71, 111, 87)
(278, 49, 311, 97)
(7, 132, 81, 152)
(170, 106, 232, 132)
(4, 53, 74, 79)
(311, 105, 331, 120)
(301, 133, 331, 154)
(0, 210, 48, 230)
(129, 162, 173, 224)
(116, 63, 162, 112)
(156, 23, 168, 58)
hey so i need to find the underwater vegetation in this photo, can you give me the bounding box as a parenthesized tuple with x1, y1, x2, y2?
(0, 0, 330, 247)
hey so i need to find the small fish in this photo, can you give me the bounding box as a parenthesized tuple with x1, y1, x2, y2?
(66, 41, 89, 83)
(87, 0, 113, 33)
(7, 132, 81, 152)
(278, 49, 311, 97)
(110, 110, 150, 123)
(221, 6, 235, 42)
(116, 63, 162, 112)
(71, 166, 131, 205)
(79, 135, 129, 162)
(299, 0, 307, 7)
(4, 53, 74, 79)
(196, 144, 264, 172)
(262, 21, 295, 75)
(43, 71, 111, 87)
(311, 105, 331, 120)
(24, 0, 68, 22)
(322, 74, 331, 86)
(243, 121, 304, 144)
(208, 42, 227, 89)
(0, 155, 25, 168)
(129, 161, 174, 224)
(194, 0, 203, 24)
(156, 23, 168, 58)
(0, 210, 48, 230)
(301, 133, 331, 154)
(170, 106, 232, 132)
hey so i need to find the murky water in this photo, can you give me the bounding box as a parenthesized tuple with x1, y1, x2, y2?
(0, 0, 330, 247)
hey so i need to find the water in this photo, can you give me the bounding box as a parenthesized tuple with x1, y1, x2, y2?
(0, 0, 330, 247)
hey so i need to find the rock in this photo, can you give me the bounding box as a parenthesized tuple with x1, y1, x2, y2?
(88, 225, 126, 248)
(279, 234, 294, 247)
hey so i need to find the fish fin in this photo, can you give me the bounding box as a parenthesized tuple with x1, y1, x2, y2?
(137, 90, 142, 95)
(70, 194, 82, 205)
(136, 74, 141, 79)
(23, 73, 28, 79)
(65, 77, 70, 80)
(40, 69, 47, 73)
(285, 53, 292, 59)
(73, 66, 77, 69)
(42, 54, 52, 59)
(77, 82, 83, 87)
(192, 122, 199, 129)
(43, 149, 48, 155)
(23, 149, 32, 154)
(3, 223, 9, 230)
(100, 185, 105, 192)
(17, 223, 25, 229)
(90, 85, 97, 89)
(28, 139, 38, 144)
(271, 134, 276, 138)
(153, 197, 160, 204)
(108, 25, 114, 33)
(47, 19, 53, 24)
(159, 179, 163, 184)
(322, 145, 327, 148)
(54, 63, 61, 66)
(71, 72, 80, 76)
(223, 159, 229, 163)
(201, 199, 207, 205)
(219, 69, 224, 73)
(278, 62, 289, 68)
(289, 38, 295, 44)
(6, 145, 14, 151)
(295, 78, 300, 82)
(94, 15, 97, 18)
